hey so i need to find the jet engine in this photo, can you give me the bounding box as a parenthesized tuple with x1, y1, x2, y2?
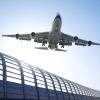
(88, 41, 92, 46)
(16, 34, 19, 39)
(75, 42, 86, 46)
(74, 36, 78, 41)
(31, 32, 35, 37)
(59, 42, 72, 46)
(34, 38, 47, 44)
(59, 41, 72, 48)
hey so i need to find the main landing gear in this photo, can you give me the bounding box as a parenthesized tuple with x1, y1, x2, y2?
(42, 43, 45, 46)
(61, 45, 64, 48)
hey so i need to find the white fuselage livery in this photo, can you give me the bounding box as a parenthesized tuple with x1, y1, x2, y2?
(2, 14, 100, 49)
(48, 14, 62, 49)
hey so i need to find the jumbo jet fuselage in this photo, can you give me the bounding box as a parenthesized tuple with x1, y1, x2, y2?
(2, 14, 100, 49)
(48, 14, 62, 49)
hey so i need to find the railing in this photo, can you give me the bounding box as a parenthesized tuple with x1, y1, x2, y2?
(0, 52, 100, 100)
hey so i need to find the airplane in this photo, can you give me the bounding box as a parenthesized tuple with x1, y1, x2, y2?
(2, 14, 100, 50)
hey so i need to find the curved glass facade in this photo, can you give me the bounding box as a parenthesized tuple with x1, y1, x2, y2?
(0, 52, 100, 100)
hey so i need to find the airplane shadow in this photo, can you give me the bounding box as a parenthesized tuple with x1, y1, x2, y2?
(34, 47, 67, 52)
(34, 47, 48, 50)
(55, 48, 67, 52)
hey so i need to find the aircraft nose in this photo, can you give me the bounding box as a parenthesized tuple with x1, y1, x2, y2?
(55, 14, 61, 21)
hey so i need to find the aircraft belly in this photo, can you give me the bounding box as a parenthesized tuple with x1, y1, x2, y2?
(49, 34, 59, 44)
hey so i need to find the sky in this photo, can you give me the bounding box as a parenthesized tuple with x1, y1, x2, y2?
(0, 0, 100, 91)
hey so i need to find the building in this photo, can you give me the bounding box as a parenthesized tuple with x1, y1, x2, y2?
(0, 52, 100, 100)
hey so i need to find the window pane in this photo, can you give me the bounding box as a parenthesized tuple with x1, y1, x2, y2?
(4, 56, 16, 62)
(48, 85, 54, 90)
(7, 67, 20, 74)
(0, 69, 3, 75)
(23, 68, 32, 74)
(23, 72, 33, 78)
(7, 76, 21, 84)
(25, 81, 35, 86)
(35, 72, 43, 77)
(36, 76, 44, 81)
(7, 71, 21, 79)
(24, 76, 34, 83)
(0, 64, 3, 70)
(37, 78, 44, 84)
(38, 83, 45, 88)
(0, 75, 2, 80)
(0, 60, 2, 64)
(46, 79, 52, 83)
(20, 62, 30, 70)
(6, 62, 19, 70)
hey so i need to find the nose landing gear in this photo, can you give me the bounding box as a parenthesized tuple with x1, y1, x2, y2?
(42, 43, 45, 46)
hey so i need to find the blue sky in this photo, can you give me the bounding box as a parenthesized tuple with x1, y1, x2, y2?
(0, 0, 100, 91)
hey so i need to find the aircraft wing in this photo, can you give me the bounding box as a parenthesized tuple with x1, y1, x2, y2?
(2, 34, 32, 40)
(33, 32, 49, 44)
(35, 32, 49, 39)
(2, 32, 49, 41)
(60, 32, 100, 46)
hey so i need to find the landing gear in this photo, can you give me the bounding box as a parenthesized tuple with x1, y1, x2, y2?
(42, 39, 47, 46)
(42, 40, 46, 46)
(61, 45, 64, 48)
(42, 43, 45, 46)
